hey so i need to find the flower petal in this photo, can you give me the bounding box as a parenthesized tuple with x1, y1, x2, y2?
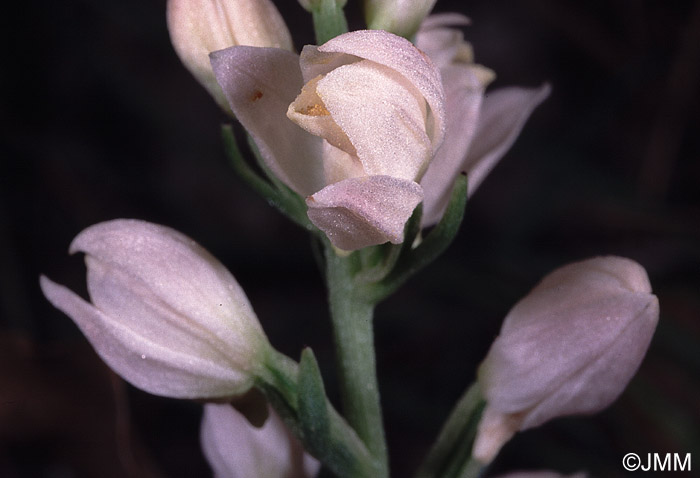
(201, 403, 320, 478)
(306, 176, 423, 250)
(415, 13, 472, 69)
(315, 60, 432, 180)
(210, 46, 325, 196)
(40, 276, 252, 398)
(70, 219, 264, 343)
(420, 63, 487, 226)
(303, 30, 446, 151)
(167, 0, 293, 111)
(479, 257, 659, 416)
(462, 83, 551, 195)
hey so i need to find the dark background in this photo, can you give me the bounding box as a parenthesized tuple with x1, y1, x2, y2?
(2, 0, 699, 477)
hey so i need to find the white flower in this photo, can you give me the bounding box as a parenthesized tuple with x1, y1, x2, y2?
(167, 0, 293, 111)
(40, 219, 269, 399)
(473, 256, 659, 463)
(415, 14, 550, 226)
(201, 403, 320, 478)
(365, 0, 437, 38)
(211, 29, 446, 250)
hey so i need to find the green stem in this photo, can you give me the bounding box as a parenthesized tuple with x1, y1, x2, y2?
(312, 0, 349, 44)
(325, 245, 389, 477)
(257, 349, 381, 478)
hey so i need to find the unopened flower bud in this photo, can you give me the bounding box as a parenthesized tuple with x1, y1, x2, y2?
(167, 0, 293, 111)
(201, 403, 320, 478)
(40, 219, 270, 399)
(365, 0, 437, 38)
(474, 256, 659, 463)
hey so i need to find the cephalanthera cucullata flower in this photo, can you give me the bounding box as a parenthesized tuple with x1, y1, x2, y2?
(212, 29, 446, 250)
(474, 256, 659, 463)
(41, 219, 270, 399)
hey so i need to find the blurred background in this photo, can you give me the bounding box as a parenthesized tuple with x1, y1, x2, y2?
(2, 0, 699, 476)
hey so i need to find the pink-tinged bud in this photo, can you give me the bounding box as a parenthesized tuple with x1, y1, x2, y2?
(365, 0, 437, 38)
(201, 403, 320, 478)
(40, 219, 270, 399)
(474, 256, 659, 463)
(166, 0, 293, 112)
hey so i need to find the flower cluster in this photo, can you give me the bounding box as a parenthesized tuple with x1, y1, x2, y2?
(40, 1, 660, 478)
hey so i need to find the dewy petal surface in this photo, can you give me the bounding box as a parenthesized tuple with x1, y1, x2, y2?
(211, 46, 325, 196)
(315, 60, 431, 180)
(307, 30, 446, 150)
(306, 176, 423, 250)
(462, 84, 551, 195)
(201, 403, 320, 478)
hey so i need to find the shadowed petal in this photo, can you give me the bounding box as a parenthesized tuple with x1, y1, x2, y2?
(201, 403, 320, 478)
(463, 84, 551, 195)
(420, 63, 487, 226)
(210, 46, 325, 196)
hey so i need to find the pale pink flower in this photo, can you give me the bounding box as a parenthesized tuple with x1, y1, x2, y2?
(473, 256, 659, 463)
(41, 219, 269, 399)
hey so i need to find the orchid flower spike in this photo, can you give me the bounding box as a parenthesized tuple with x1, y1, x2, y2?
(40, 219, 271, 399)
(415, 13, 550, 226)
(167, 0, 293, 112)
(473, 256, 659, 463)
(201, 403, 320, 478)
(211, 29, 446, 250)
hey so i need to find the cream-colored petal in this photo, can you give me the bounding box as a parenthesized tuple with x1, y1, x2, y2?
(306, 176, 423, 250)
(167, 0, 293, 110)
(312, 30, 446, 149)
(287, 75, 357, 156)
(210, 46, 325, 196)
(321, 141, 366, 185)
(316, 60, 431, 180)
